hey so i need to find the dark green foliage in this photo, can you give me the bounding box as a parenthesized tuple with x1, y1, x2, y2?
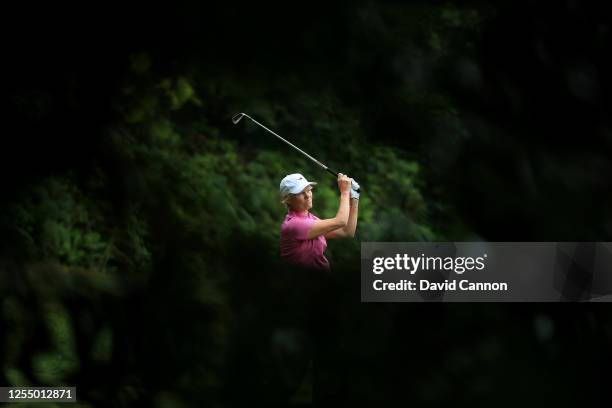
(2, 1, 611, 407)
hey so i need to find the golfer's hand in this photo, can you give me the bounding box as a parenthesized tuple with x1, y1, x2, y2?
(350, 178, 360, 199)
(337, 173, 352, 195)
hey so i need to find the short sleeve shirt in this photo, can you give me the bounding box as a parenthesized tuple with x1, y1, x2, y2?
(280, 210, 330, 271)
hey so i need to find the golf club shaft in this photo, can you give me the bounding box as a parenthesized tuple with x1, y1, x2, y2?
(234, 113, 359, 193)
(244, 115, 331, 172)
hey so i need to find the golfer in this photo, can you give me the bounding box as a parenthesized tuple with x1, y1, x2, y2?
(279, 172, 359, 270)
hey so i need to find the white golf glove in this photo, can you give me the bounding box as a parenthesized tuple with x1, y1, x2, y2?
(350, 180, 360, 200)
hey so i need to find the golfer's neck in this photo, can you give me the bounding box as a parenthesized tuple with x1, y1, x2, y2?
(291, 208, 309, 217)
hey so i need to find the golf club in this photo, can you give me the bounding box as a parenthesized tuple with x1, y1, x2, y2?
(232, 113, 360, 193)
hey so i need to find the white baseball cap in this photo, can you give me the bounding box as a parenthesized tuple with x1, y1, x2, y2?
(279, 173, 317, 199)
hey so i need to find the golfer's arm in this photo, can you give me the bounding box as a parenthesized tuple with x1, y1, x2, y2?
(307, 191, 350, 239)
(342, 199, 359, 237)
(327, 199, 358, 239)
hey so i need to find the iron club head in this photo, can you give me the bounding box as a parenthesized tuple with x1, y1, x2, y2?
(231, 113, 246, 125)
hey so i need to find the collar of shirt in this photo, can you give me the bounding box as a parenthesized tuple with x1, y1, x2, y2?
(287, 209, 310, 218)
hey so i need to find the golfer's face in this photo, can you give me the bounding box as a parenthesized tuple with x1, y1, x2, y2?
(292, 186, 313, 210)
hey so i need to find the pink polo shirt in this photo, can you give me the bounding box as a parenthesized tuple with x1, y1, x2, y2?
(280, 209, 330, 271)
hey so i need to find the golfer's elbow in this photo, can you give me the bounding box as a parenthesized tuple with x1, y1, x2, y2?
(334, 217, 348, 229)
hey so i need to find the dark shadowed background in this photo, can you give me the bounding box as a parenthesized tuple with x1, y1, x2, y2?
(1, 1, 611, 406)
